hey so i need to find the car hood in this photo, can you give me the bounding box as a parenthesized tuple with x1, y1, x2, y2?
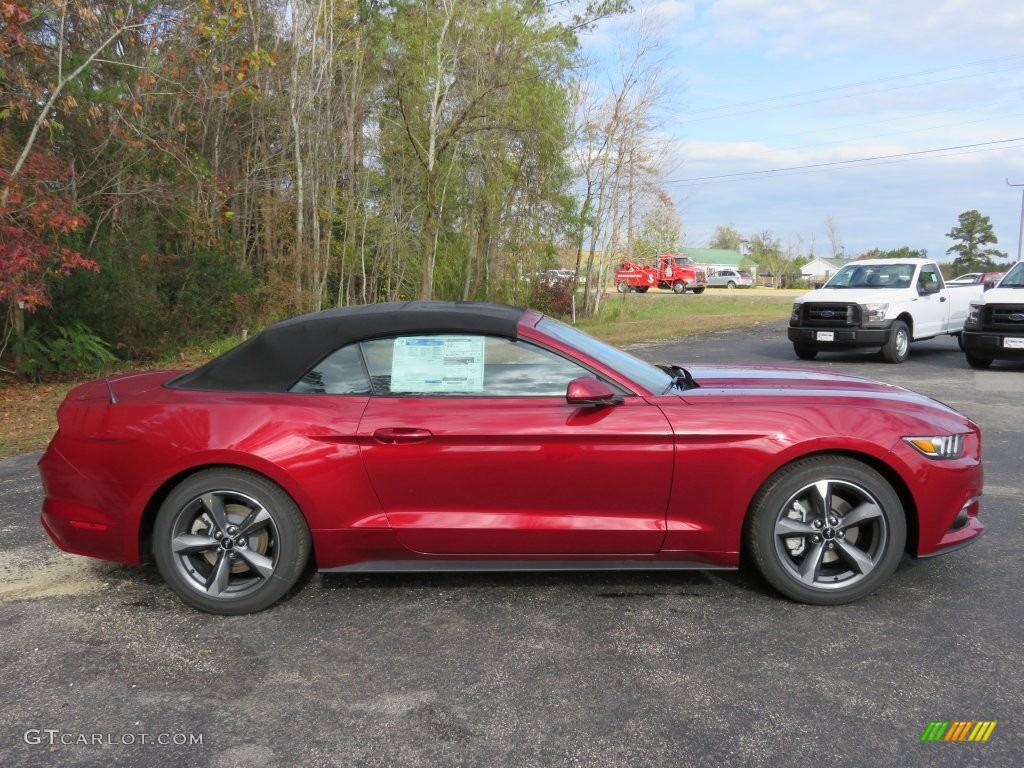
(679, 364, 963, 413)
(975, 286, 1024, 304)
(683, 364, 900, 391)
(794, 287, 909, 303)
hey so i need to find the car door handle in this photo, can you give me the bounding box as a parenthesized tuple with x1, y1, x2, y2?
(372, 427, 433, 444)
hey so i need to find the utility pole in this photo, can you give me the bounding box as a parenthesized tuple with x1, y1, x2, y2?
(1008, 179, 1024, 262)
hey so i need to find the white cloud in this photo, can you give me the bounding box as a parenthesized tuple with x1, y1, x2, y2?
(685, 0, 1024, 57)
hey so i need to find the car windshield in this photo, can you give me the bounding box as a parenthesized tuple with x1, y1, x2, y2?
(536, 317, 672, 394)
(998, 262, 1024, 288)
(823, 263, 915, 289)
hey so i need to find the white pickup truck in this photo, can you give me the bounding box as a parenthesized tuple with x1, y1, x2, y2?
(788, 258, 985, 363)
(962, 260, 1024, 368)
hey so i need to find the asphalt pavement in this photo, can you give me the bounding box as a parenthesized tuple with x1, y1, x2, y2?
(1, 322, 1020, 767)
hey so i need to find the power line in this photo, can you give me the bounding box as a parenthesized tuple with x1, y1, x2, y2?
(662, 137, 1024, 186)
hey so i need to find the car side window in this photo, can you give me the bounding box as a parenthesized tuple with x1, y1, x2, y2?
(919, 266, 941, 290)
(361, 335, 594, 397)
(290, 344, 372, 394)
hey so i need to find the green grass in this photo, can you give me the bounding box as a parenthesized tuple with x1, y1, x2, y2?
(578, 290, 796, 346)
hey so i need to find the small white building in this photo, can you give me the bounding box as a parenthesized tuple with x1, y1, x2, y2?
(682, 248, 756, 280)
(801, 257, 847, 285)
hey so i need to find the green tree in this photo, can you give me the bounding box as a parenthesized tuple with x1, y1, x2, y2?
(946, 210, 1006, 272)
(858, 246, 928, 260)
(708, 224, 743, 251)
(749, 230, 795, 288)
(632, 190, 682, 262)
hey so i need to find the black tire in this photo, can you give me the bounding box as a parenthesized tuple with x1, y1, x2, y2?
(965, 353, 993, 369)
(793, 345, 818, 360)
(726, 281, 737, 289)
(672, 281, 686, 294)
(956, 333, 965, 351)
(691, 287, 705, 294)
(635, 286, 649, 293)
(880, 320, 910, 363)
(153, 468, 312, 615)
(744, 456, 906, 605)
(616, 281, 629, 293)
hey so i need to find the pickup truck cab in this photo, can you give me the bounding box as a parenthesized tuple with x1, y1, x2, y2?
(962, 261, 1024, 368)
(788, 258, 985, 363)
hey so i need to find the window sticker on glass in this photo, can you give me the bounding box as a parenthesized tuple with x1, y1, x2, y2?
(391, 336, 485, 393)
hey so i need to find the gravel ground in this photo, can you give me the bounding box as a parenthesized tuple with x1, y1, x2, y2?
(0, 322, 1019, 768)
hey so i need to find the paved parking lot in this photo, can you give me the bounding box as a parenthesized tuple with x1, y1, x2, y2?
(1, 323, 1020, 767)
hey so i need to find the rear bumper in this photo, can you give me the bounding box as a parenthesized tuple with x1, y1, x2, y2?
(38, 447, 140, 565)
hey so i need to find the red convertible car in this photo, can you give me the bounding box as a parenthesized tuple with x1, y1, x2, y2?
(39, 302, 984, 614)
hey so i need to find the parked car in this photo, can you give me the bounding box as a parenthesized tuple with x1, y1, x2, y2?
(529, 269, 574, 287)
(948, 272, 1003, 286)
(40, 302, 983, 614)
(789, 258, 985, 363)
(961, 260, 1024, 368)
(707, 269, 754, 289)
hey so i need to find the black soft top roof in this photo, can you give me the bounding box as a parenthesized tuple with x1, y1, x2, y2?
(169, 301, 527, 392)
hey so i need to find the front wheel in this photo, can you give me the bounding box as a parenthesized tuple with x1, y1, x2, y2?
(153, 468, 312, 614)
(881, 320, 910, 363)
(616, 281, 629, 293)
(672, 281, 686, 294)
(726, 281, 736, 289)
(744, 456, 907, 605)
(793, 345, 818, 360)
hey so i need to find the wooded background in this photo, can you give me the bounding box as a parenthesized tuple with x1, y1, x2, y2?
(3, 0, 690, 374)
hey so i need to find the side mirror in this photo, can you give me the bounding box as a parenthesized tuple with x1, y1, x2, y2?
(919, 280, 940, 295)
(566, 377, 623, 407)
(983, 279, 997, 290)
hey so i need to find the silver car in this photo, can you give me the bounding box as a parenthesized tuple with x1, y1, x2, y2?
(707, 269, 753, 289)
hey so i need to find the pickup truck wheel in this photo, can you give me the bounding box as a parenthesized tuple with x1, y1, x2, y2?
(616, 281, 629, 293)
(691, 287, 705, 294)
(881, 320, 910, 363)
(672, 281, 686, 294)
(956, 333, 966, 351)
(793, 345, 818, 360)
(635, 286, 649, 293)
(966, 353, 992, 369)
(744, 456, 906, 605)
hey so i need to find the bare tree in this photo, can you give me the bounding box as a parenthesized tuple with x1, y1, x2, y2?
(825, 215, 843, 258)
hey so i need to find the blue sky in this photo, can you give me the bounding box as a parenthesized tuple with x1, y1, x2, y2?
(579, 0, 1024, 264)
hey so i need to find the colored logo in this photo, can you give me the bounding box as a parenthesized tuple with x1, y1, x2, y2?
(921, 721, 997, 742)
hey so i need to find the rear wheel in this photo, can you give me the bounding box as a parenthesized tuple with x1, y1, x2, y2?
(881, 320, 910, 363)
(966, 353, 993, 369)
(635, 286, 649, 293)
(793, 345, 818, 360)
(672, 281, 686, 294)
(691, 287, 705, 294)
(745, 456, 906, 605)
(153, 468, 311, 615)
